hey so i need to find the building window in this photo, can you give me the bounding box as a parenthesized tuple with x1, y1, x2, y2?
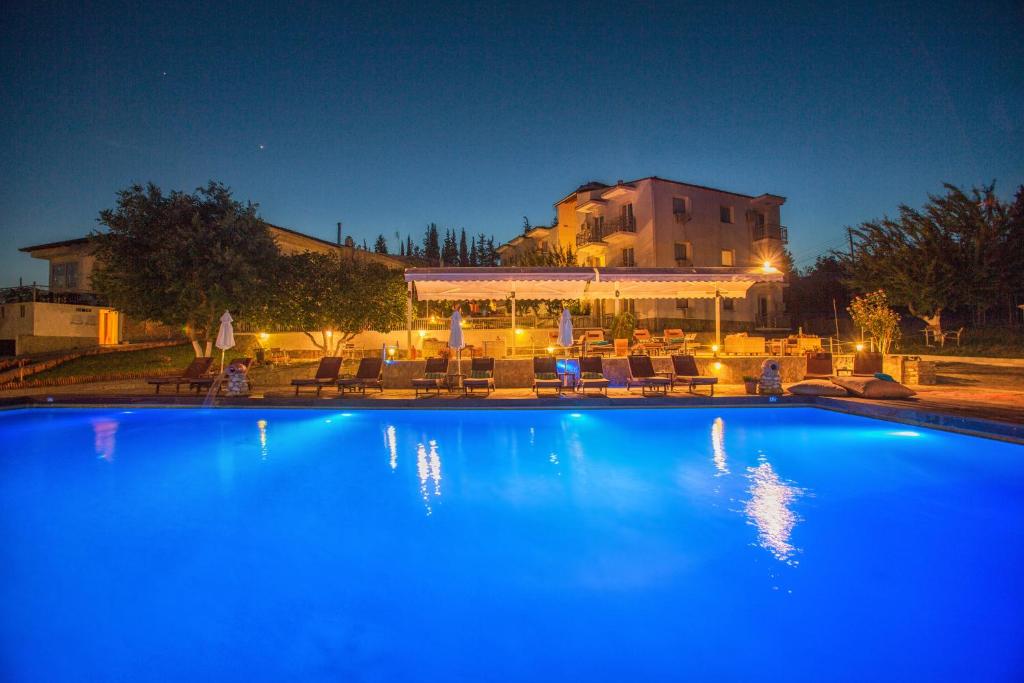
(620, 203, 635, 230)
(672, 197, 688, 214)
(20, 305, 26, 318)
(50, 261, 79, 290)
(722, 298, 735, 311)
(674, 242, 692, 265)
(720, 205, 734, 223)
(721, 249, 735, 266)
(621, 248, 635, 267)
(675, 298, 688, 310)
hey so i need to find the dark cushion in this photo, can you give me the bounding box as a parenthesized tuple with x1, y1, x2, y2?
(831, 376, 916, 399)
(787, 379, 849, 397)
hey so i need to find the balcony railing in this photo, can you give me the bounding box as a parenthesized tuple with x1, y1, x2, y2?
(0, 285, 108, 307)
(576, 216, 636, 247)
(752, 223, 788, 243)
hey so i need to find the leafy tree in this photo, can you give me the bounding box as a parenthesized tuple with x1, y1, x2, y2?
(373, 234, 389, 254)
(522, 216, 532, 234)
(253, 252, 406, 355)
(502, 243, 576, 267)
(91, 181, 279, 357)
(458, 229, 469, 265)
(847, 290, 901, 353)
(423, 223, 440, 264)
(785, 255, 852, 330)
(844, 182, 1022, 332)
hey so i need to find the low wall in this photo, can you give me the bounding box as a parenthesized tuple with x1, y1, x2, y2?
(15, 335, 97, 356)
(378, 356, 807, 389)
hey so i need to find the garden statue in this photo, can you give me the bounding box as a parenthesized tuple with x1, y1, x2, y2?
(225, 360, 250, 396)
(759, 358, 783, 395)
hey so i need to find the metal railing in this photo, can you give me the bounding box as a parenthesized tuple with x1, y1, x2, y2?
(0, 285, 108, 307)
(576, 216, 636, 247)
(752, 223, 788, 243)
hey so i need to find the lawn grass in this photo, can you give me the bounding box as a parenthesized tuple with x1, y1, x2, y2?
(29, 344, 197, 381)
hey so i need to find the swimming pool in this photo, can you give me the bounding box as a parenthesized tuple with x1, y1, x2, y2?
(1, 407, 1021, 681)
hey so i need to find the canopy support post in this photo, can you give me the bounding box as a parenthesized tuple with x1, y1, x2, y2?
(715, 290, 722, 349)
(406, 282, 413, 357)
(510, 293, 516, 357)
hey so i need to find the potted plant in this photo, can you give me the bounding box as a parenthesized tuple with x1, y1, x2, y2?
(742, 375, 760, 395)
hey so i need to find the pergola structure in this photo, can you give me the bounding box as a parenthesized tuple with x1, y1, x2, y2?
(403, 266, 784, 351)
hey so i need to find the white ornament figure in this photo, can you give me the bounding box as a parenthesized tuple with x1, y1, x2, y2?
(225, 361, 250, 396)
(759, 358, 783, 395)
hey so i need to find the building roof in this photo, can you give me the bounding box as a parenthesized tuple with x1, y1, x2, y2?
(19, 237, 93, 253)
(553, 176, 785, 207)
(405, 266, 783, 301)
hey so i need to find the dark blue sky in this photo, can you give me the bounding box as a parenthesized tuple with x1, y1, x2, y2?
(2, 0, 1022, 283)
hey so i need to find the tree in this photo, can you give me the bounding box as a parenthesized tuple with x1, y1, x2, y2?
(785, 255, 852, 331)
(423, 223, 440, 264)
(373, 234, 389, 254)
(469, 237, 478, 266)
(91, 181, 280, 357)
(843, 182, 1022, 332)
(441, 229, 458, 266)
(253, 252, 406, 355)
(522, 216, 532, 234)
(847, 290, 901, 353)
(475, 233, 499, 266)
(458, 229, 469, 265)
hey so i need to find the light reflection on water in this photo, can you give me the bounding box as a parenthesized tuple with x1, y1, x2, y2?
(256, 419, 268, 460)
(385, 425, 398, 470)
(744, 454, 805, 564)
(710, 417, 729, 476)
(416, 439, 443, 515)
(92, 418, 118, 462)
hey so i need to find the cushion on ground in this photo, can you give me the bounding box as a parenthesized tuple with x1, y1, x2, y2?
(831, 376, 916, 399)
(787, 379, 850, 397)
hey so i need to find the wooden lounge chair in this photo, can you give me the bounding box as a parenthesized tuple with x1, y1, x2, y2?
(463, 357, 496, 395)
(337, 357, 384, 395)
(412, 357, 449, 397)
(533, 356, 563, 395)
(662, 328, 686, 351)
(291, 356, 342, 396)
(147, 357, 214, 394)
(668, 354, 717, 396)
(583, 330, 613, 356)
(626, 354, 671, 396)
(804, 352, 833, 379)
(632, 329, 663, 354)
(575, 356, 610, 396)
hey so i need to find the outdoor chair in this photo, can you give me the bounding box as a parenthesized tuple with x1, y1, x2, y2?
(411, 357, 449, 397)
(188, 357, 253, 394)
(633, 329, 663, 354)
(662, 328, 686, 351)
(533, 356, 564, 395)
(575, 356, 610, 396)
(291, 356, 343, 396)
(583, 330, 613, 356)
(337, 357, 384, 395)
(804, 352, 833, 379)
(613, 338, 630, 357)
(148, 357, 214, 394)
(668, 354, 718, 396)
(463, 357, 496, 395)
(626, 354, 671, 396)
(941, 326, 965, 347)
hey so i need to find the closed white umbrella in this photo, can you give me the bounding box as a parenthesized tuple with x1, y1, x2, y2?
(557, 308, 574, 349)
(448, 310, 466, 354)
(214, 310, 235, 373)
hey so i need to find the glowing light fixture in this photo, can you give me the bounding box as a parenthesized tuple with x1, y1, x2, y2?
(259, 332, 269, 341)
(418, 330, 427, 338)
(326, 330, 333, 338)
(546, 345, 555, 354)
(515, 328, 524, 335)
(387, 346, 396, 357)
(855, 343, 864, 352)
(713, 361, 722, 370)
(711, 344, 720, 353)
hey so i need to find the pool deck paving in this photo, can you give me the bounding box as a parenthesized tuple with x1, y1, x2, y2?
(2, 378, 1022, 443)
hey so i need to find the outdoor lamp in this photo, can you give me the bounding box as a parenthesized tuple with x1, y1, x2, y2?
(546, 346, 555, 354)
(515, 328, 524, 335)
(713, 362, 722, 371)
(418, 330, 426, 338)
(711, 344, 720, 353)
(855, 343, 864, 352)
(387, 347, 396, 356)
(259, 332, 269, 341)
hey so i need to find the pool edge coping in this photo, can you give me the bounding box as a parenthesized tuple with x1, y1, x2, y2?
(1, 394, 1021, 445)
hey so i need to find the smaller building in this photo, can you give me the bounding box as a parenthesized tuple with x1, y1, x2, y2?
(4, 223, 405, 356)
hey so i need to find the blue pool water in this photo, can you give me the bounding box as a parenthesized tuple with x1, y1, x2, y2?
(1, 407, 1022, 681)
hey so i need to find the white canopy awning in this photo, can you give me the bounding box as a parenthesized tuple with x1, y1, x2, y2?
(404, 267, 783, 301)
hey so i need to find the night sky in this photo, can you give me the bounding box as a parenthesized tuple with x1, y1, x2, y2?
(2, 1, 1021, 283)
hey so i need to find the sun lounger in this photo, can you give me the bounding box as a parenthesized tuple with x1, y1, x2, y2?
(575, 356, 610, 396)
(291, 356, 342, 396)
(462, 357, 496, 395)
(533, 357, 563, 395)
(668, 354, 717, 396)
(337, 357, 384, 395)
(412, 357, 449, 397)
(147, 357, 214, 394)
(626, 354, 671, 395)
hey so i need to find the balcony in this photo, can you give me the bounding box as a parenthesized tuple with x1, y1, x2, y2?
(0, 285, 108, 307)
(576, 229, 605, 248)
(576, 216, 636, 248)
(752, 223, 788, 243)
